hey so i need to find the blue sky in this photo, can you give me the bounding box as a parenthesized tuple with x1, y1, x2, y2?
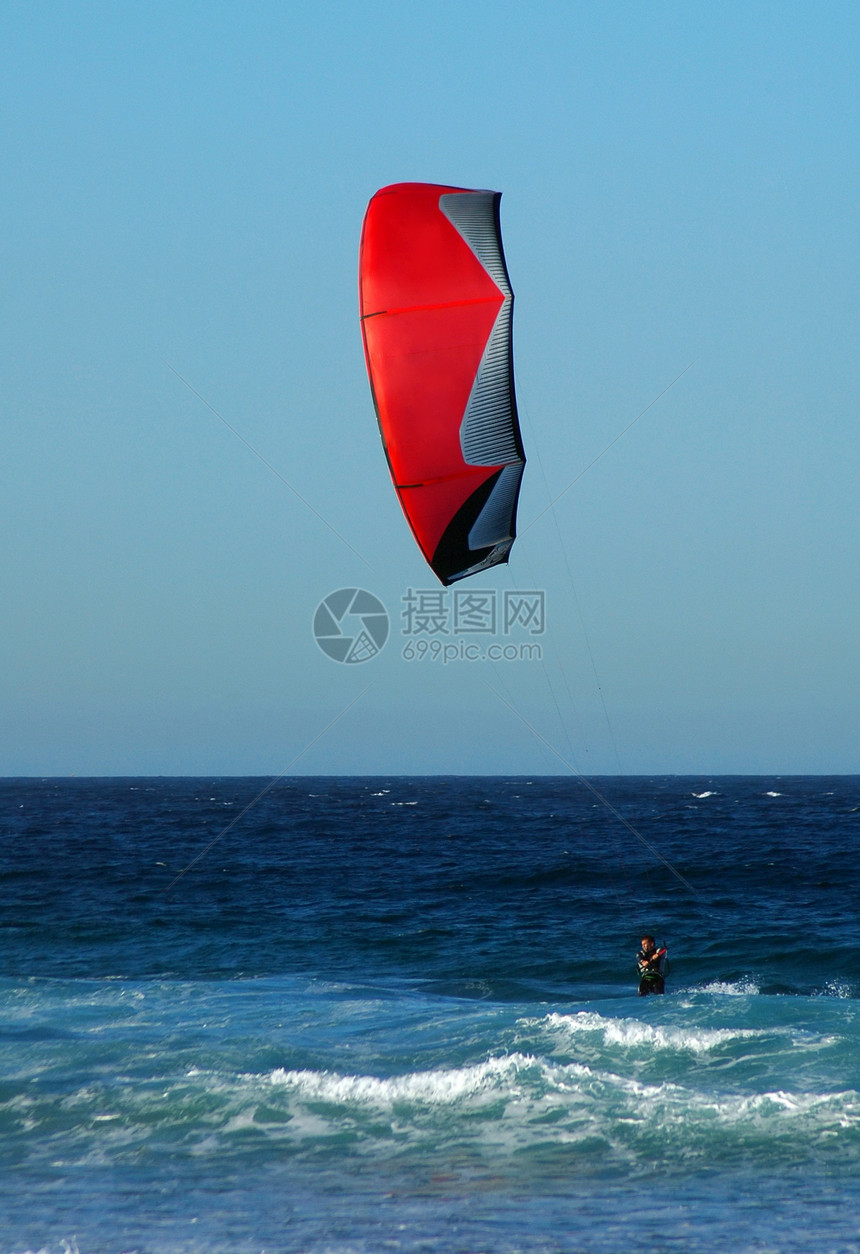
(3, 1, 859, 775)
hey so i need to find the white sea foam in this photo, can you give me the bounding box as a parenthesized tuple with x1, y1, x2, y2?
(690, 1086, 860, 1131)
(257, 1051, 860, 1159)
(816, 980, 854, 999)
(697, 978, 761, 996)
(13, 1042, 860, 1181)
(267, 1053, 547, 1106)
(692, 791, 717, 799)
(222, 1109, 265, 1135)
(532, 1011, 763, 1054)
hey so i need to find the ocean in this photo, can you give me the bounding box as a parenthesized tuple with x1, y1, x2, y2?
(2, 775, 859, 1253)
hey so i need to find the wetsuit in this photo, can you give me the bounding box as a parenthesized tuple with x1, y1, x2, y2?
(637, 947, 667, 996)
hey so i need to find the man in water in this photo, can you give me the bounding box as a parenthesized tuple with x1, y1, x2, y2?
(637, 934, 667, 995)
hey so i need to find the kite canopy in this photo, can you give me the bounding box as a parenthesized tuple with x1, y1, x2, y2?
(359, 182, 525, 585)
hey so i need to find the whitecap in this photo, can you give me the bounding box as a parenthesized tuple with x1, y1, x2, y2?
(532, 1010, 763, 1054)
(698, 978, 761, 996)
(260, 1053, 860, 1153)
(817, 980, 854, 999)
(267, 1053, 541, 1106)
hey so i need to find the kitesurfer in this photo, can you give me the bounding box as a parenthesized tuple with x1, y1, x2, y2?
(637, 935, 667, 995)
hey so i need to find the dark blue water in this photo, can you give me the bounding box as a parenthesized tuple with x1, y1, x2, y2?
(2, 776, 860, 1252)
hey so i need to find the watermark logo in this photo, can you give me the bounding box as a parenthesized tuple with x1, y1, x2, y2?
(402, 588, 545, 638)
(314, 587, 545, 665)
(400, 589, 545, 663)
(313, 588, 390, 664)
